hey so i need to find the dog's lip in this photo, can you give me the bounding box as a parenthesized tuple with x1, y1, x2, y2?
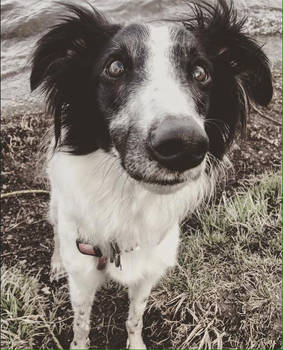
(125, 169, 185, 186)
(117, 152, 202, 186)
(142, 181, 187, 194)
(127, 168, 201, 187)
(141, 177, 186, 186)
(118, 157, 183, 186)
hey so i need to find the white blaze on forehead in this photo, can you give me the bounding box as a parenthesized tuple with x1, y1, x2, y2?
(136, 24, 202, 128)
(148, 25, 173, 80)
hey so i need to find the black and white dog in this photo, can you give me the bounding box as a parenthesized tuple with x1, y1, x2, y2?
(30, 0, 272, 348)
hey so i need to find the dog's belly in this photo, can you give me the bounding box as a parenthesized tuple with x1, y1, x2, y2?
(105, 225, 179, 285)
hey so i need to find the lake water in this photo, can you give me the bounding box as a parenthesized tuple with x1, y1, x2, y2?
(1, 0, 281, 118)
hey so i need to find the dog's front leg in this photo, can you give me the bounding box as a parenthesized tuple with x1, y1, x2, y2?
(49, 194, 67, 281)
(68, 270, 104, 350)
(126, 277, 157, 350)
(50, 229, 67, 281)
(58, 219, 105, 349)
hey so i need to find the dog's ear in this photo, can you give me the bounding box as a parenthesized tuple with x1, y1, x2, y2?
(184, 0, 273, 107)
(30, 4, 120, 145)
(183, 0, 273, 159)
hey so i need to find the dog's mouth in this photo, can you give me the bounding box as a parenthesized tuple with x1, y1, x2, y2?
(125, 170, 183, 186)
(129, 169, 201, 185)
(121, 160, 203, 193)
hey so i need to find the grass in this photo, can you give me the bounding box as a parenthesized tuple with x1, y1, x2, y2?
(0, 265, 68, 350)
(149, 172, 281, 350)
(2, 172, 280, 349)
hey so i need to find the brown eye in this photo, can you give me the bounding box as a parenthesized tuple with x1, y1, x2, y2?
(106, 60, 125, 78)
(193, 65, 209, 83)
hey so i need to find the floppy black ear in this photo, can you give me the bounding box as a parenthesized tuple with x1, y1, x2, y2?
(183, 0, 273, 159)
(184, 0, 273, 107)
(30, 3, 120, 146)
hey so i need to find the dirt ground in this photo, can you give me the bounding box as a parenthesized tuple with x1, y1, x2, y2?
(1, 70, 281, 349)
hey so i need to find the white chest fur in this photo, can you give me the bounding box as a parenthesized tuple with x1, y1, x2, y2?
(48, 150, 211, 283)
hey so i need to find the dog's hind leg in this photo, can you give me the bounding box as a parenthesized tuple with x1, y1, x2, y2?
(126, 276, 158, 350)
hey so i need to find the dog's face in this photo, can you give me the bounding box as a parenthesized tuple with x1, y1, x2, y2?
(98, 23, 210, 186)
(30, 1, 272, 188)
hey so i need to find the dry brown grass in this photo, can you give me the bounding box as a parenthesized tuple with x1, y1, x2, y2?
(1, 265, 70, 350)
(148, 172, 281, 349)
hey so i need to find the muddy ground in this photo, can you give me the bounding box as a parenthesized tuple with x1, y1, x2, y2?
(1, 70, 281, 349)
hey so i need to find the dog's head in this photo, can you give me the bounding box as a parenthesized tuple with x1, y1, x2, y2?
(30, 0, 272, 188)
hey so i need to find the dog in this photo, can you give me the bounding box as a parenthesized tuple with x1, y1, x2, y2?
(30, 0, 272, 348)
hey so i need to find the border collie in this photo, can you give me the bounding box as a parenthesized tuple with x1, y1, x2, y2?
(30, 0, 272, 348)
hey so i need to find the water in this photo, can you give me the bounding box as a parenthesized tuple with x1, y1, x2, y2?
(1, 0, 281, 118)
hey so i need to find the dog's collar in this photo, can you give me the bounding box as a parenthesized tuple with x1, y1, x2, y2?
(76, 239, 140, 271)
(76, 240, 108, 270)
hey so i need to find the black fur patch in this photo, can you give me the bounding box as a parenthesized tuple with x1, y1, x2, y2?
(30, 4, 120, 154)
(30, 4, 150, 155)
(181, 0, 273, 158)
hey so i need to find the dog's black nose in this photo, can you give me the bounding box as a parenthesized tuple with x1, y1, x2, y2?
(148, 117, 209, 172)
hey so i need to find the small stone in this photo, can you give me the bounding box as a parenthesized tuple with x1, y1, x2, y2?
(41, 286, 51, 295)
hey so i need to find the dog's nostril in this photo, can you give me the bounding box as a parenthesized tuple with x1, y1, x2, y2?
(153, 137, 184, 158)
(195, 138, 209, 157)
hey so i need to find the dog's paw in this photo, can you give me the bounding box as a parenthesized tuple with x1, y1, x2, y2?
(50, 254, 67, 282)
(126, 337, 147, 349)
(70, 337, 90, 349)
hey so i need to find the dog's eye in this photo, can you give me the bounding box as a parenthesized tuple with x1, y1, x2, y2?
(192, 65, 209, 83)
(106, 60, 125, 78)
